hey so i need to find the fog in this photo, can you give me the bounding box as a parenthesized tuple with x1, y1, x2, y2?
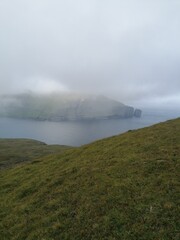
(0, 0, 180, 108)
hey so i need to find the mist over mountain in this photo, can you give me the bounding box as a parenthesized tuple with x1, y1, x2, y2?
(0, 93, 141, 121)
(0, 0, 180, 108)
(0, 2, 179, 239)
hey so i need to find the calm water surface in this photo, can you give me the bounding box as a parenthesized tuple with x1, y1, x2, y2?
(0, 109, 179, 146)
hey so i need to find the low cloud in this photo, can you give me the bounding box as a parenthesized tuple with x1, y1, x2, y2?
(0, 0, 180, 106)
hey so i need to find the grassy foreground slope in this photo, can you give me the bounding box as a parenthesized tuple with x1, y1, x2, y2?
(0, 139, 70, 169)
(0, 118, 180, 240)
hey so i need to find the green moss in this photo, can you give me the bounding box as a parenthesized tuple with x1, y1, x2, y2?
(0, 118, 179, 239)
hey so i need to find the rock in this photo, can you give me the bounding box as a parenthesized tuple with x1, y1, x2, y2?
(134, 109, 142, 118)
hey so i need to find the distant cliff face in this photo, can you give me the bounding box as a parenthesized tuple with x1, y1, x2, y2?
(0, 93, 141, 121)
(134, 109, 142, 118)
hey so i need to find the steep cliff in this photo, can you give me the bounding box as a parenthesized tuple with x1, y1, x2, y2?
(0, 93, 140, 121)
(134, 109, 142, 118)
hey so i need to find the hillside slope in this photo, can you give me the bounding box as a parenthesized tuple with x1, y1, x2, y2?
(0, 118, 179, 240)
(0, 139, 70, 169)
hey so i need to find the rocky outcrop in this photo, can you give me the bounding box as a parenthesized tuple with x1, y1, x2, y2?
(134, 109, 142, 118)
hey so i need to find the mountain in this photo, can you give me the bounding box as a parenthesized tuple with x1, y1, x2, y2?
(0, 93, 141, 121)
(0, 118, 179, 239)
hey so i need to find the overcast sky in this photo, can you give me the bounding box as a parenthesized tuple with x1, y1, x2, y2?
(0, 0, 180, 107)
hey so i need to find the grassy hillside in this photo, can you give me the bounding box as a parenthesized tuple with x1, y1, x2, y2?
(0, 139, 70, 169)
(0, 118, 179, 239)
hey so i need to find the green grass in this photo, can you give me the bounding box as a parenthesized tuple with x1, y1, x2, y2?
(0, 118, 180, 239)
(0, 139, 71, 169)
